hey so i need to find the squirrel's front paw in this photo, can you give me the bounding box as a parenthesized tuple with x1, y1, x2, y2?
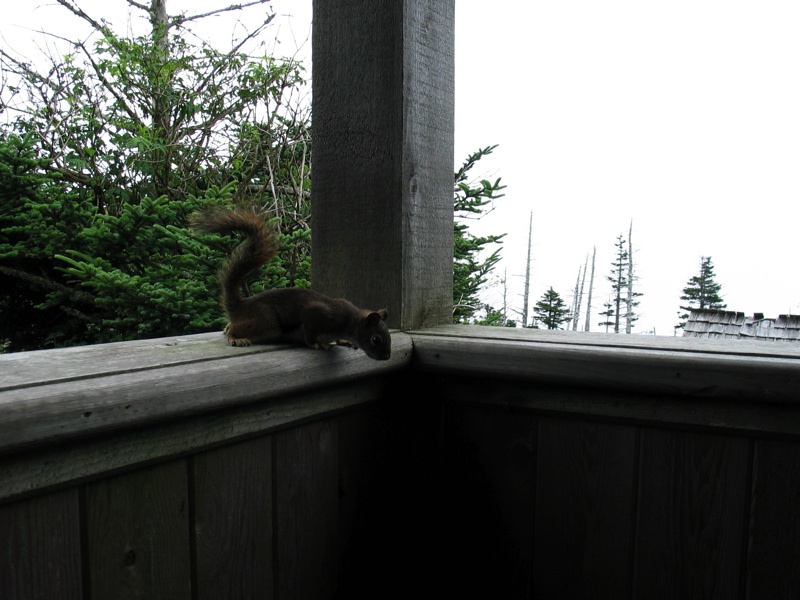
(229, 337, 252, 347)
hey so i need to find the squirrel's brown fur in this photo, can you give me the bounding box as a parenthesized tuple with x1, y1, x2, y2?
(190, 207, 391, 360)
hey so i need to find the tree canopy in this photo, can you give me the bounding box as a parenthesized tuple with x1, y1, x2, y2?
(599, 230, 640, 333)
(676, 256, 726, 330)
(1, 1, 507, 351)
(452, 145, 507, 324)
(0, 0, 310, 351)
(534, 287, 570, 330)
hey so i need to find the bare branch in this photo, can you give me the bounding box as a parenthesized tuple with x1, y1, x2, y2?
(71, 38, 147, 129)
(54, 0, 110, 35)
(125, 0, 150, 11)
(178, 0, 273, 24)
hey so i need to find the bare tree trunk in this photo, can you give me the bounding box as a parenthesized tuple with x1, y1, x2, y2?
(521, 212, 532, 327)
(150, 0, 173, 199)
(502, 267, 508, 325)
(626, 220, 634, 334)
(571, 261, 584, 331)
(584, 245, 596, 332)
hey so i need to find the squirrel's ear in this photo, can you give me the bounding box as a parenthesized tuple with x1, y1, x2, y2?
(367, 309, 388, 324)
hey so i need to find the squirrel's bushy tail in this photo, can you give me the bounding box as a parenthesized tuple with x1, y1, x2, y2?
(190, 207, 278, 308)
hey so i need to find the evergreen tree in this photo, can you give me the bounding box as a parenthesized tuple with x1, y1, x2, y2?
(605, 234, 628, 333)
(0, 2, 310, 351)
(534, 287, 570, 330)
(603, 232, 640, 333)
(453, 145, 506, 324)
(598, 296, 615, 332)
(676, 256, 726, 330)
(624, 221, 641, 333)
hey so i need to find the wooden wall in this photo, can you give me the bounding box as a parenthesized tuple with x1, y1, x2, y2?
(0, 393, 394, 600)
(3, 326, 800, 599)
(428, 375, 800, 600)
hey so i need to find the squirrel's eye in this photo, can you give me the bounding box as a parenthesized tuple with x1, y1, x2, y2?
(371, 335, 382, 347)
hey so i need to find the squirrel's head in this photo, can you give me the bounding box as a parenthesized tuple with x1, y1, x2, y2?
(359, 309, 391, 360)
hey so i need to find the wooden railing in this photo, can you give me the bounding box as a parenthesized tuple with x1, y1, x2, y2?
(2, 327, 800, 599)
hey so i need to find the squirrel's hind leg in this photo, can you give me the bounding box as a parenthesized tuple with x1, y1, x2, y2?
(224, 318, 282, 347)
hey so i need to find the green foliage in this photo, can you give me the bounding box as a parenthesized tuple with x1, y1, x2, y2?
(534, 287, 571, 330)
(1, 2, 309, 210)
(0, 131, 95, 349)
(0, 138, 310, 351)
(676, 256, 726, 330)
(0, 4, 311, 351)
(453, 145, 507, 324)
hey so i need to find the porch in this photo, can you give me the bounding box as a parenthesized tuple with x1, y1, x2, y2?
(2, 326, 799, 598)
(3, 1, 800, 597)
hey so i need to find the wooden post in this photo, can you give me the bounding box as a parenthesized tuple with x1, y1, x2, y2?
(312, 0, 455, 329)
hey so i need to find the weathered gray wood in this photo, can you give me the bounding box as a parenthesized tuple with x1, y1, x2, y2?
(193, 437, 273, 600)
(0, 332, 229, 390)
(275, 420, 339, 599)
(0, 489, 83, 600)
(85, 460, 191, 600)
(436, 376, 800, 437)
(746, 439, 800, 598)
(533, 417, 637, 599)
(634, 429, 750, 599)
(312, 0, 455, 328)
(410, 326, 800, 403)
(410, 323, 800, 358)
(0, 379, 384, 505)
(0, 332, 412, 454)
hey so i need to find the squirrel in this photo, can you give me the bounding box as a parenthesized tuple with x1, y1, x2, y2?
(190, 206, 391, 360)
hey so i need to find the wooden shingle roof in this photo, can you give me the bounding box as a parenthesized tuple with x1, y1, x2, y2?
(683, 309, 800, 342)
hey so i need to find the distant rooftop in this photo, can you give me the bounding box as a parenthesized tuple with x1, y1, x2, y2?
(683, 309, 800, 342)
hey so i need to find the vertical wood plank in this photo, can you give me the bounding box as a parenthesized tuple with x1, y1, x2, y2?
(634, 429, 749, 600)
(193, 436, 273, 600)
(746, 438, 800, 598)
(85, 460, 191, 600)
(275, 419, 339, 599)
(0, 489, 83, 600)
(533, 416, 638, 599)
(312, 0, 455, 328)
(440, 401, 538, 598)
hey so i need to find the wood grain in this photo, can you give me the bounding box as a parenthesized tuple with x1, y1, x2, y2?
(192, 436, 273, 600)
(275, 420, 339, 599)
(0, 489, 83, 600)
(634, 429, 750, 599)
(533, 417, 638, 599)
(84, 460, 191, 600)
(311, 0, 455, 328)
(0, 379, 384, 504)
(0, 332, 412, 454)
(410, 326, 800, 403)
(746, 439, 800, 598)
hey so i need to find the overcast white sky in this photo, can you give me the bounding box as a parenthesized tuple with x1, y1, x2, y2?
(4, 1, 800, 335)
